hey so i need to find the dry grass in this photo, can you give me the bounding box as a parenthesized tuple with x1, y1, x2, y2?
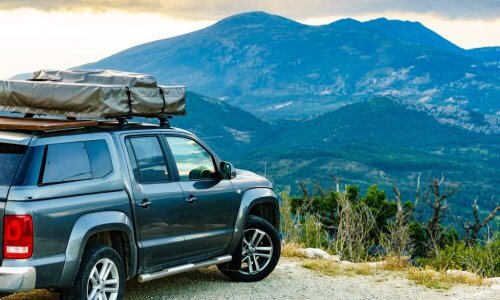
(407, 267, 483, 290)
(281, 243, 308, 258)
(380, 256, 411, 271)
(301, 259, 375, 277)
(2, 289, 56, 300)
(302, 260, 342, 276)
(344, 264, 373, 276)
(284, 243, 486, 291)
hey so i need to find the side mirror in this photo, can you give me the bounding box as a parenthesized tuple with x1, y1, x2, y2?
(220, 161, 236, 179)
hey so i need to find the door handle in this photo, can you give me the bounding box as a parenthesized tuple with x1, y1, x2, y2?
(138, 199, 152, 208)
(186, 195, 198, 204)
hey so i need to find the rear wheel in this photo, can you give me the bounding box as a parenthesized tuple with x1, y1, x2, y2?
(219, 216, 280, 282)
(61, 245, 125, 300)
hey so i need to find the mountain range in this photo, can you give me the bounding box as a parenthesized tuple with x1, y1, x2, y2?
(82, 12, 499, 123)
(8, 12, 500, 214)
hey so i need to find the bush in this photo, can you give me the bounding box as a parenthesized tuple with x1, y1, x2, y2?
(280, 179, 498, 278)
(417, 237, 500, 277)
(280, 191, 327, 249)
(331, 192, 376, 262)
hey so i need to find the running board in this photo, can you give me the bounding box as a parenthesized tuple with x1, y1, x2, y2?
(137, 255, 232, 283)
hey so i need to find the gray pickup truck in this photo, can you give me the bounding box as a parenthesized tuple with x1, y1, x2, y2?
(0, 120, 280, 299)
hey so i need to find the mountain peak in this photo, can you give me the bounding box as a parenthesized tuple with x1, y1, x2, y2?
(214, 11, 303, 28)
(328, 18, 361, 27)
(362, 17, 464, 53)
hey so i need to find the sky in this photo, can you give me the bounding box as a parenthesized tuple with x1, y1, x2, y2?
(0, 0, 499, 79)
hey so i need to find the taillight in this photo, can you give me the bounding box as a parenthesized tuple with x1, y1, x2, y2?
(3, 215, 33, 259)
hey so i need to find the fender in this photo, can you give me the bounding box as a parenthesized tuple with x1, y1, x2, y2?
(227, 187, 279, 255)
(58, 211, 138, 286)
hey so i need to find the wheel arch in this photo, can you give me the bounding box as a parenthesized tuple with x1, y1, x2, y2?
(58, 211, 138, 287)
(227, 188, 279, 255)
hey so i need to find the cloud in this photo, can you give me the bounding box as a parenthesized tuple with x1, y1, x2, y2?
(0, 0, 498, 20)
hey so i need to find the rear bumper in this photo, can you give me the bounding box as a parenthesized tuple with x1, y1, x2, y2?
(0, 267, 36, 292)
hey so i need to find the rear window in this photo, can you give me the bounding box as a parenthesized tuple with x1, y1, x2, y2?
(41, 140, 113, 185)
(0, 143, 27, 186)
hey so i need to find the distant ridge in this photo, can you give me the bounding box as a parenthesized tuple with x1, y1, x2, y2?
(82, 11, 498, 120)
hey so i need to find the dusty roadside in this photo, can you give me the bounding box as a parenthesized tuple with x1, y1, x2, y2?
(3, 258, 497, 299)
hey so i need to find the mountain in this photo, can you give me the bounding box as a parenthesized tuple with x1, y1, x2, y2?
(135, 91, 276, 159)
(467, 47, 500, 63)
(341, 17, 465, 54)
(82, 11, 499, 121)
(235, 97, 499, 212)
(166, 91, 275, 158)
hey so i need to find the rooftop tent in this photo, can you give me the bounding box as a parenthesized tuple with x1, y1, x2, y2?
(0, 70, 186, 118)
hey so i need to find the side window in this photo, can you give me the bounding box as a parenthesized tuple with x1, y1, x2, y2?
(165, 136, 216, 181)
(127, 136, 170, 183)
(42, 142, 92, 184)
(41, 140, 113, 185)
(86, 140, 113, 178)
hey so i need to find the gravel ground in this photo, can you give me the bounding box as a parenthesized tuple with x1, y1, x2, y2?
(3, 258, 498, 300)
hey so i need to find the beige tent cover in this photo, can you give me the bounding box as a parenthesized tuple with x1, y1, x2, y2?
(0, 70, 186, 118)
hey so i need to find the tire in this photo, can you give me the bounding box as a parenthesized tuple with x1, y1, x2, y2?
(60, 245, 125, 300)
(219, 216, 281, 282)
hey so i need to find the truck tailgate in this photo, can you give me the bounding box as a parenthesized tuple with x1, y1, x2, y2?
(0, 140, 30, 264)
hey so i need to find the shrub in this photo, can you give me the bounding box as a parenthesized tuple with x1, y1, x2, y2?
(407, 267, 483, 290)
(380, 185, 414, 258)
(280, 179, 499, 279)
(417, 236, 500, 277)
(280, 190, 327, 248)
(332, 192, 376, 262)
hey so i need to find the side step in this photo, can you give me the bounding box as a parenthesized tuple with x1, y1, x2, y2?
(137, 255, 232, 283)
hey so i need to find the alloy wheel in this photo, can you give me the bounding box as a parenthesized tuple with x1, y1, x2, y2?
(86, 258, 120, 300)
(239, 228, 273, 275)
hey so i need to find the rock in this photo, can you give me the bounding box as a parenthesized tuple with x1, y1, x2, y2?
(297, 248, 341, 262)
(298, 248, 329, 259)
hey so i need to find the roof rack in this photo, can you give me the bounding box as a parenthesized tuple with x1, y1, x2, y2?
(0, 116, 99, 131)
(0, 115, 172, 132)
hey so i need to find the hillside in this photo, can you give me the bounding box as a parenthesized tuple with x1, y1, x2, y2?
(82, 12, 499, 120)
(467, 46, 500, 63)
(164, 91, 274, 158)
(341, 17, 465, 54)
(235, 98, 499, 212)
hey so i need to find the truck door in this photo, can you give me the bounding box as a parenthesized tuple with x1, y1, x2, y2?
(124, 135, 187, 270)
(163, 135, 237, 259)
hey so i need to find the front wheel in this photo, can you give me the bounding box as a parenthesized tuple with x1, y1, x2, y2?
(219, 216, 281, 282)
